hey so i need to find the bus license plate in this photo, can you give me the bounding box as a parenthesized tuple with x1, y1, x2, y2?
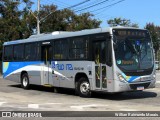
(137, 86, 144, 90)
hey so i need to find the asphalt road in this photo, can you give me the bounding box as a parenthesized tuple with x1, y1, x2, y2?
(0, 71, 160, 119)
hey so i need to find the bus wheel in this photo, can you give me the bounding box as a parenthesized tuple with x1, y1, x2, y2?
(21, 73, 30, 89)
(77, 78, 91, 98)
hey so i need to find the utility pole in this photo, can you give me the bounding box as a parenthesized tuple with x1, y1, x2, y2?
(12, 0, 40, 34)
(37, 0, 40, 34)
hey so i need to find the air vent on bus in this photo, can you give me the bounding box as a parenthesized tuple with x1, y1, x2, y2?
(29, 34, 47, 38)
(51, 31, 72, 35)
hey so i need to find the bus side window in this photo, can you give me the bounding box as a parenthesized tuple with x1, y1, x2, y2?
(106, 38, 112, 66)
(25, 43, 38, 61)
(69, 37, 88, 59)
(53, 40, 68, 60)
(13, 45, 24, 61)
(4, 46, 13, 61)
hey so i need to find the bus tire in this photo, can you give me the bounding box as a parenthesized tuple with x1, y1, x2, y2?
(21, 73, 30, 89)
(77, 77, 91, 98)
(75, 82, 79, 96)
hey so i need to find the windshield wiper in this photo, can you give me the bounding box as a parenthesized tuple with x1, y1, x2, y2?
(125, 39, 138, 55)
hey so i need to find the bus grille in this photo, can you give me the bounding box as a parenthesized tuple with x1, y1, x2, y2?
(129, 82, 151, 90)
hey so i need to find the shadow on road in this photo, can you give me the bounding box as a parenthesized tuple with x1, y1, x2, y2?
(9, 84, 157, 100)
(91, 91, 157, 100)
(9, 84, 76, 95)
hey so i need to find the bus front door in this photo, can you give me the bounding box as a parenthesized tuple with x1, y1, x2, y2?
(93, 41, 107, 90)
(41, 45, 52, 85)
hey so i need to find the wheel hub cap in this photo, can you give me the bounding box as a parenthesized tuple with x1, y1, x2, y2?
(23, 77, 28, 87)
(80, 82, 90, 94)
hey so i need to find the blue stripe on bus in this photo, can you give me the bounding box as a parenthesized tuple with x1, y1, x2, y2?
(3, 61, 42, 78)
(122, 73, 140, 83)
(127, 76, 139, 83)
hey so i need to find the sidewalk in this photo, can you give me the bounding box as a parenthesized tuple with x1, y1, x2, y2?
(156, 70, 160, 74)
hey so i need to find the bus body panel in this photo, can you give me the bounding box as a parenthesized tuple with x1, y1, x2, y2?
(2, 27, 156, 94)
(112, 62, 156, 92)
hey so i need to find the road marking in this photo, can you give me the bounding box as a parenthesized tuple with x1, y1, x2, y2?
(28, 104, 39, 109)
(70, 104, 108, 110)
(0, 102, 6, 106)
(147, 87, 160, 92)
(44, 103, 62, 105)
(120, 109, 137, 111)
(156, 81, 160, 84)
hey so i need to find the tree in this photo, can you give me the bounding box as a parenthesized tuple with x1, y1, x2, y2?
(145, 23, 160, 59)
(1, 2, 101, 40)
(0, 0, 21, 41)
(107, 17, 139, 28)
(39, 5, 101, 32)
(0, 0, 34, 40)
(20, 0, 35, 38)
(66, 12, 101, 31)
(39, 4, 65, 33)
(0, 0, 33, 60)
(0, 0, 22, 60)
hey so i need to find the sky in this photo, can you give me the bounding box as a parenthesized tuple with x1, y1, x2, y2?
(21, 0, 160, 28)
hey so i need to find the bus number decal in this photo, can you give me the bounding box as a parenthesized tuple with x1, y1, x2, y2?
(66, 64, 73, 70)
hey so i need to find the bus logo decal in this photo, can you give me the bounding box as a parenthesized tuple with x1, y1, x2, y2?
(52, 62, 73, 70)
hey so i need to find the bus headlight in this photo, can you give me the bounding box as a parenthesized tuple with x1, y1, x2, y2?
(118, 74, 127, 83)
(153, 74, 156, 79)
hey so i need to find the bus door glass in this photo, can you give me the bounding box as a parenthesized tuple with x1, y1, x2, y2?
(93, 41, 107, 89)
(41, 45, 52, 85)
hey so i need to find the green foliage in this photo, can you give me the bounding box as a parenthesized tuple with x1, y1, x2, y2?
(39, 6, 101, 32)
(0, 2, 101, 39)
(0, 0, 21, 59)
(107, 17, 139, 28)
(145, 23, 160, 59)
(1, 0, 21, 41)
(0, 0, 34, 59)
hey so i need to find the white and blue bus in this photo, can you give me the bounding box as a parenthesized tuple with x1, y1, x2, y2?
(3, 27, 156, 97)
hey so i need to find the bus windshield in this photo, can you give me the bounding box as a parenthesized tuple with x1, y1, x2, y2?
(113, 29, 154, 72)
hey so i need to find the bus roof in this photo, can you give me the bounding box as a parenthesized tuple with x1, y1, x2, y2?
(3, 27, 146, 46)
